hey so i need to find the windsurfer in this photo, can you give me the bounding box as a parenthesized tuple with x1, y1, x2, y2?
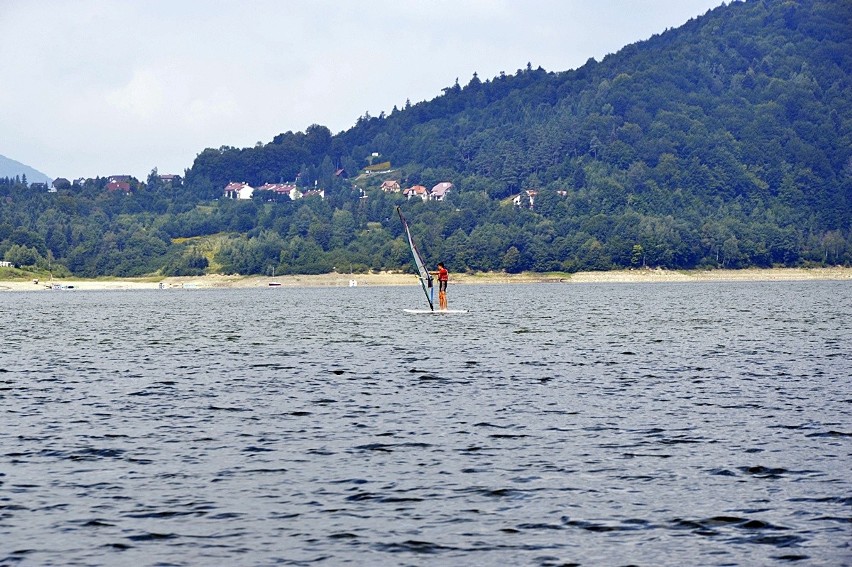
(431, 262, 449, 310)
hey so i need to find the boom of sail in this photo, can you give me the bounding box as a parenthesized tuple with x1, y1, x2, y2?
(396, 207, 434, 311)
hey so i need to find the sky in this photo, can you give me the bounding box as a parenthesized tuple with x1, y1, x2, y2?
(0, 0, 725, 181)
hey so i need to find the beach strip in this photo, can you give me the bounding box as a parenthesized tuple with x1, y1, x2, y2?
(0, 267, 850, 292)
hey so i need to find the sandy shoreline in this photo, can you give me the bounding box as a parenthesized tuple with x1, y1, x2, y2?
(0, 267, 849, 292)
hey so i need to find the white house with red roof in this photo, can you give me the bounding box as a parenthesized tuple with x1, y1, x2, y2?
(224, 182, 255, 200)
(403, 185, 428, 201)
(258, 183, 301, 200)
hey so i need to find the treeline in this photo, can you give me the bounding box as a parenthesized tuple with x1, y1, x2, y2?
(1, 175, 847, 279)
(1, 0, 850, 277)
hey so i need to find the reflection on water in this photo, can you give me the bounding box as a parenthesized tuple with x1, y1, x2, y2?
(1, 282, 850, 565)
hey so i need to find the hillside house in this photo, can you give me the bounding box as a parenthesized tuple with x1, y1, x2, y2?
(404, 185, 428, 201)
(52, 178, 71, 190)
(106, 181, 131, 192)
(258, 183, 301, 200)
(303, 189, 325, 200)
(380, 180, 401, 193)
(430, 182, 453, 201)
(513, 189, 538, 209)
(158, 174, 181, 186)
(224, 182, 255, 200)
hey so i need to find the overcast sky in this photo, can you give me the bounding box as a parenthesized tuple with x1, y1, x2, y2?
(0, 0, 725, 181)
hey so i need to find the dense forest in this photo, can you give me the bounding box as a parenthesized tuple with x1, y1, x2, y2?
(1, 0, 850, 278)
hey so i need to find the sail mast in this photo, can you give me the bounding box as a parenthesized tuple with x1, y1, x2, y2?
(396, 207, 434, 311)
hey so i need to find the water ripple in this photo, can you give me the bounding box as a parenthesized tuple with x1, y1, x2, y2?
(1, 282, 849, 566)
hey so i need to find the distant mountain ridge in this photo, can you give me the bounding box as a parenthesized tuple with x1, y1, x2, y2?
(0, 155, 51, 184)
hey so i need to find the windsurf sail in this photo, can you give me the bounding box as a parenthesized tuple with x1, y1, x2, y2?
(397, 206, 434, 311)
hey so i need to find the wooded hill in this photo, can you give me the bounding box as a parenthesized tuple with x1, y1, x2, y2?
(1, 0, 850, 277)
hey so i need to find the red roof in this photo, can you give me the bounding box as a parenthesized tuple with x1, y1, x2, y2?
(259, 183, 297, 194)
(405, 185, 427, 195)
(106, 181, 131, 192)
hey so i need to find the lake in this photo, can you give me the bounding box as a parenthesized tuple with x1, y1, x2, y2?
(1, 281, 850, 566)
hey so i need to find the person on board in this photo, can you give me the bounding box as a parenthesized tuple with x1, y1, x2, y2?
(431, 262, 449, 310)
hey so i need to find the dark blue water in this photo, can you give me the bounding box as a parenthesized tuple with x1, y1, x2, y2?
(1, 282, 850, 566)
